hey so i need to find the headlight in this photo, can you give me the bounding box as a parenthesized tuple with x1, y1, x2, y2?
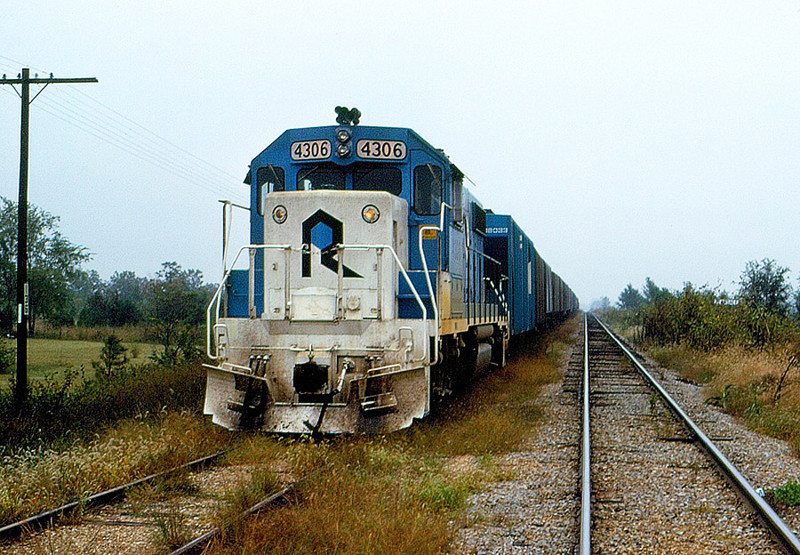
(272, 205, 287, 224)
(337, 143, 351, 157)
(362, 204, 380, 224)
(336, 129, 351, 143)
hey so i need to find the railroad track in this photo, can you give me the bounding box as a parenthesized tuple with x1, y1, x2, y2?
(0, 450, 276, 554)
(0, 444, 310, 554)
(0, 450, 225, 542)
(579, 313, 800, 554)
(169, 482, 295, 554)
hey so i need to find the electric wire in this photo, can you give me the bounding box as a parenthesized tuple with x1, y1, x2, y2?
(32, 93, 238, 198)
(40, 86, 242, 189)
(0, 66, 243, 199)
(67, 85, 242, 182)
(28, 100, 237, 199)
(0, 58, 247, 203)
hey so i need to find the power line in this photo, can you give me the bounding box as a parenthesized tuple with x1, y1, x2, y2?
(43, 87, 244, 190)
(28, 100, 239, 199)
(0, 58, 247, 203)
(30, 94, 240, 198)
(67, 85, 243, 182)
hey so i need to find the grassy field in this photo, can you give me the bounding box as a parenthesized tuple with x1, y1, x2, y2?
(0, 338, 157, 385)
(0, 315, 581, 553)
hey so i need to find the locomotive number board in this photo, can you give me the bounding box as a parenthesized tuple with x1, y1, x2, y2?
(357, 139, 407, 160)
(291, 140, 331, 160)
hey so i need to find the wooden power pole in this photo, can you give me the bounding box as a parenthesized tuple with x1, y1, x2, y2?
(0, 68, 97, 413)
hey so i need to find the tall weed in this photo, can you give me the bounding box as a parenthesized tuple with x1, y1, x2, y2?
(0, 412, 230, 524)
(0, 360, 207, 452)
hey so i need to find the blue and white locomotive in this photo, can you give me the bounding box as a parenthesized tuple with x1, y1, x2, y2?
(204, 109, 578, 434)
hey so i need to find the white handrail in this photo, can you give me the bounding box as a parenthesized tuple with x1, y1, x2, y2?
(206, 244, 290, 359)
(416, 202, 452, 365)
(206, 242, 429, 364)
(335, 243, 428, 364)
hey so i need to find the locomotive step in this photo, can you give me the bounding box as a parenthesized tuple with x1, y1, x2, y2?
(360, 392, 398, 413)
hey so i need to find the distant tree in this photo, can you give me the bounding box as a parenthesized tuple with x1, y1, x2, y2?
(795, 285, 800, 320)
(144, 262, 214, 364)
(80, 270, 147, 327)
(617, 283, 645, 310)
(69, 270, 103, 325)
(589, 297, 611, 311)
(738, 258, 792, 316)
(0, 197, 91, 334)
(642, 277, 672, 304)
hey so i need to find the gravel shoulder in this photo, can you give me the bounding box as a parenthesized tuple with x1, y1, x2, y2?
(453, 329, 583, 554)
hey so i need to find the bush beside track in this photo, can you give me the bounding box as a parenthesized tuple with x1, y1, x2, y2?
(0, 359, 206, 453)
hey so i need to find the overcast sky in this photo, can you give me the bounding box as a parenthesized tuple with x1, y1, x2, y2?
(2, 1, 799, 306)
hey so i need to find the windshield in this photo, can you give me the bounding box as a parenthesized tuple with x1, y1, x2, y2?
(353, 165, 402, 195)
(295, 163, 403, 195)
(297, 164, 345, 190)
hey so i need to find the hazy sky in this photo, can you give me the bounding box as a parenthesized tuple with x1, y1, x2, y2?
(2, 1, 799, 306)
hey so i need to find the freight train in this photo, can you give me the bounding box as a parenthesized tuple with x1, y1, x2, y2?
(203, 108, 578, 434)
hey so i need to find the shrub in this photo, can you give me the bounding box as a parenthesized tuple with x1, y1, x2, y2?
(640, 284, 736, 350)
(0, 341, 13, 374)
(91, 334, 128, 378)
(0, 360, 206, 452)
(770, 481, 800, 506)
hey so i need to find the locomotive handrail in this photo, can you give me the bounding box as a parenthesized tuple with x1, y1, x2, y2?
(207, 242, 429, 364)
(416, 201, 453, 365)
(206, 243, 290, 360)
(466, 245, 502, 267)
(483, 276, 509, 317)
(335, 242, 428, 364)
(418, 225, 440, 363)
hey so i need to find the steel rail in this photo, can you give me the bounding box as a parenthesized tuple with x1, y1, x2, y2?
(0, 450, 225, 541)
(591, 313, 800, 555)
(578, 312, 591, 554)
(169, 484, 294, 555)
(169, 461, 332, 554)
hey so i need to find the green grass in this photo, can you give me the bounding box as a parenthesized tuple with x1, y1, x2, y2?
(0, 338, 157, 385)
(769, 480, 800, 506)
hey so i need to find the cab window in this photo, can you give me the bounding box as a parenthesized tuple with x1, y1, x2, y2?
(414, 164, 442, 215)
(353, 165, 402, 195)
(256, 165, 284, 215)
(297, 164, 345, 190)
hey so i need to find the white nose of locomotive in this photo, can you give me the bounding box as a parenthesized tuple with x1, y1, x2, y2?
(261, 190, 406, 322)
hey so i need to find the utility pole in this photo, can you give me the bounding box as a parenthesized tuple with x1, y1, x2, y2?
(0, 68, 97, 413)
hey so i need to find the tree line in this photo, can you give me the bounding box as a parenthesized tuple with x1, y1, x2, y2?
(0, 197, 215, 344)
(604, 259, 800, 351)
